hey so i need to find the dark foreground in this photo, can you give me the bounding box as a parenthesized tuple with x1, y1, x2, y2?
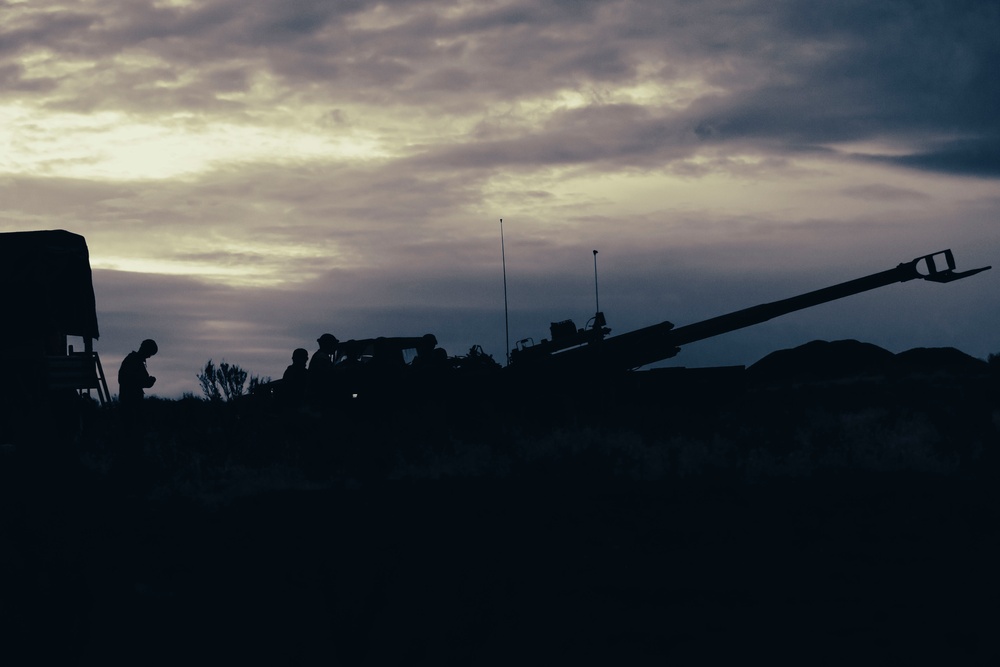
(3, 357, 999, 665)
(4, 460, 1000, 665)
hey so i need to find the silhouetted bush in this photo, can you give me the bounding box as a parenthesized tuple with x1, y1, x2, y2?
(196, 359, 270, 402)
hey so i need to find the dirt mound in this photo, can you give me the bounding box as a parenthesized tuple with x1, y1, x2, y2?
(747, 339, 895, 382)
(892, 346, 988, 376)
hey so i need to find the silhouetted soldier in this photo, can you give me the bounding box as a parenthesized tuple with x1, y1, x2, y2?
(281, 348, 309, 407)
(309, 333, 339, 373)
(410, 334, 450, 404)
(411, 333, 449, 370)
(309, 333, 339, 404)
(118, 338, 158, 412)
(115, 339, 157, 480)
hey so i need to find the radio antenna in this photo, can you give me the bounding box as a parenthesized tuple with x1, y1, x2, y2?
(501, 219, 510, 367)
(593, 249, 600, 315)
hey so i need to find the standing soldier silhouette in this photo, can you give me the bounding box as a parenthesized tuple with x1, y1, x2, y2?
(114, 339, 158, 480)
(309, 333, 339, 373)
(118, 339, 157, 428)
(308, 333, 339, 404)
(281, 347, 310, 407)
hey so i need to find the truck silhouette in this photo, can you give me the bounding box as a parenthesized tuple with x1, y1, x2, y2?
(0, 230, 110, 424)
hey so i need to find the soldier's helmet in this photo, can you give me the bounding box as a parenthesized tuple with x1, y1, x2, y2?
(317, 333, 339, 349)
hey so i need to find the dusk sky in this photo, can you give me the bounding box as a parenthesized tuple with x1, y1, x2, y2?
(3, 0, 998, 398)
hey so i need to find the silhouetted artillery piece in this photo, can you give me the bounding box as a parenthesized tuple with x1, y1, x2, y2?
(286, 250, 988, 413)
(505, 249, 990, 375)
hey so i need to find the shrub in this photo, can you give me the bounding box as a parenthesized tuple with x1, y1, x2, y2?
(197, 359, 270, 402)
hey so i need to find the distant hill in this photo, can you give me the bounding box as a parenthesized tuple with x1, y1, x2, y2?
(747, 339, 894, 382)
(892, 346, 988, 376)
(747, 339, 988, 383)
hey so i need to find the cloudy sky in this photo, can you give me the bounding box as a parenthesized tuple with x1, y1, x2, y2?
(3, 0, 998, 398)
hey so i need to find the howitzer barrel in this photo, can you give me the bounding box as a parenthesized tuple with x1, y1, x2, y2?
(671, 248, 989, 344)
(513, 249, 990, 372)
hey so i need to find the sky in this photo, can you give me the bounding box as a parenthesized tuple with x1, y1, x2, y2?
(2, 0, 998, 398)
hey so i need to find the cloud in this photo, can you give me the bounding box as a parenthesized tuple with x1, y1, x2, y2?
(680, 1, 1000, 172)
(839, 184, 930, 202)
(872, 139, 1000, 177)
(4, 0, 998, 175)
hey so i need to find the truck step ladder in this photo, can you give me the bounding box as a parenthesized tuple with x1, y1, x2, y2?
(45, 351, 111, 406)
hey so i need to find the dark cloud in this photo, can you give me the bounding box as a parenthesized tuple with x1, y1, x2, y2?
(869, 139, 1000, 177)
(409, 104, 700, 170)
(679, 1, 1000, 174)
(4, 0, 997, 174)
(0, 8, 96, 57)
(0, 62, 56, 93)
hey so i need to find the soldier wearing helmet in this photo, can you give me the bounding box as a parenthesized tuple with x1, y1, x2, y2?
(281, 347, 310, 406)
(118, 338, 158, 407)
(309, 333, 339, 373)
(116, 338, 158, 449)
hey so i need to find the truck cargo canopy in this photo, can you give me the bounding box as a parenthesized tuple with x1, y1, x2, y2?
(0, 230, 100, 340)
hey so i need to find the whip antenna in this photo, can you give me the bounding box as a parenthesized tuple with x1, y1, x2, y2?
(501, 219, 510, 366)
(593, 249, 600, 315)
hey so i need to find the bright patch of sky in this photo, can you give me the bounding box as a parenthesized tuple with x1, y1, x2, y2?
(0, 104, 389, 180)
